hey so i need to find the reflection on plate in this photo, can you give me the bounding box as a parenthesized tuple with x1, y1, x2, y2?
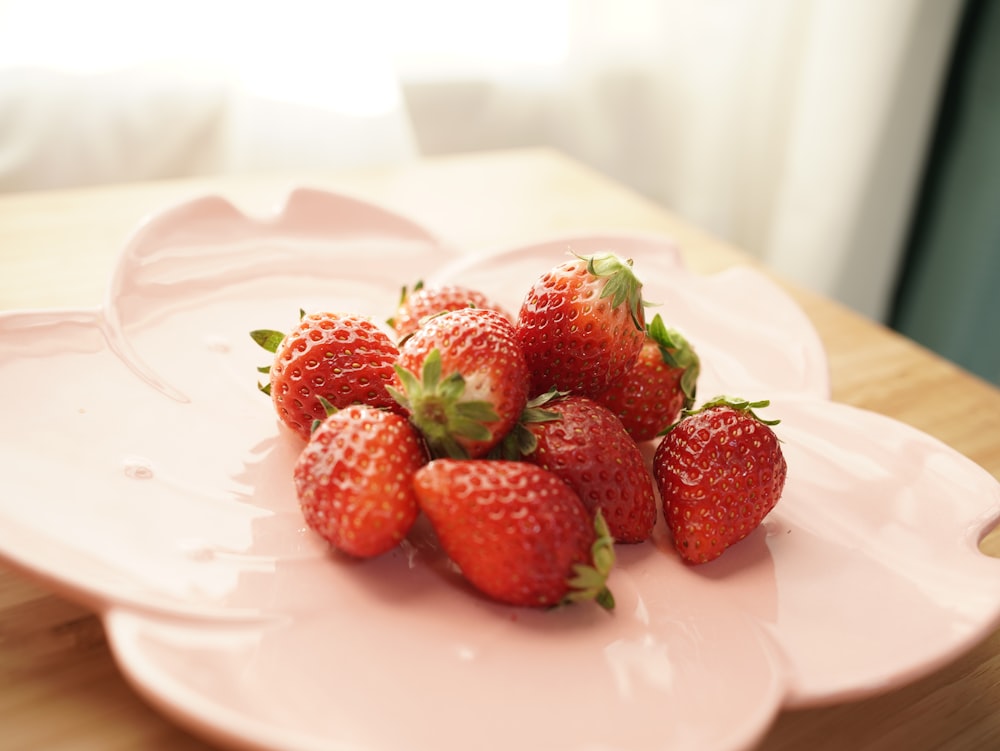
(0, 188, 997, 751)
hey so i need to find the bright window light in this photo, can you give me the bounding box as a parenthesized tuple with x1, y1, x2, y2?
(385, 0, 571, 79)
(0, 0, 409, 116)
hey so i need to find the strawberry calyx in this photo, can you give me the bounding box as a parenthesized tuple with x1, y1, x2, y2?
(663, 395, 780, 435)
(249, 309, 307, 394)
(389, 348, 500, 460)
(646, 313, 700, 409)
(249, 327, 285, 395)
(579, 253, 646, 331)
(489, 389, 565, 460)
(563, 510, 616, 610)
(250, 328, 285, 353)
(386, 279, 424, 329)
(399, 279, 425, 306)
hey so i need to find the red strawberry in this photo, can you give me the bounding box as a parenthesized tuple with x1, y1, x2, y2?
(524, 394, 657, 543)
(391, 307, 529, 459)
(413, 459, 615, 609)
(653, 397, 787, 564)
(516, 253, 647, 398)
(388, 281, 513, 340)
(596, 313, 700, 442)
(251, 312, 401, 441)
(294, 405, 427, 558)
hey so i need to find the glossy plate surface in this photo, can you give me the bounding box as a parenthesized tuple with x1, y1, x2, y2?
(0, 188, 997, 751)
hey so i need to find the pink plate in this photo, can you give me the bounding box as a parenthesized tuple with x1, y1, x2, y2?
(0, 188, 997, 751)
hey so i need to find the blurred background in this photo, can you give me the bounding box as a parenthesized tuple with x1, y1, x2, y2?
(1, 0, 996, 385)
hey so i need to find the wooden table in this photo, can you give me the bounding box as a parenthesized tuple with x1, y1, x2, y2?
(1, 148, 998, 750)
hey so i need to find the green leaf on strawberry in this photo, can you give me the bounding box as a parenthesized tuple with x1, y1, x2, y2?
(672, 396, 781, 431)
(389, 348, 500, 460)
(488, 389, 565, 460)
(249, 328, 286, 353)
(582, 253, 645, 331)
(250, 328, 285, 393)
(563, 510, 616, 610)
(647, 313, 700, 410)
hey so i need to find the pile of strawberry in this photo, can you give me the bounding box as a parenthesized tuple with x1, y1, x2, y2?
(251, 253, 787, 610)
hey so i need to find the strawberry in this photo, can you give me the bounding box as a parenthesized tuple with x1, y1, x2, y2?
(413, 459, 615, 609)
(251, 312, 402, 441)
(388, 281, 513, 340)
(595, 313, 700, 442)
(652, 397, 787, 564)
(524, 394, 657, 543)
(515, 253, 647, 398)
(294, 404, 427, 558)
(390, 307, 529, 459)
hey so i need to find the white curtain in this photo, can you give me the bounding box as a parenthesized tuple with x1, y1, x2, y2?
(0, 0, 963, 321)
(0, 1, 418, 187)
(397, 0, 963, 322)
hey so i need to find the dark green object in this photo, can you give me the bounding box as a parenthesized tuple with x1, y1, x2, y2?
(891, 0, 1000, 386)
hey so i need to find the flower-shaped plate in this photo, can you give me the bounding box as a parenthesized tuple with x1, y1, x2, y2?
(0, 188, 997, 751)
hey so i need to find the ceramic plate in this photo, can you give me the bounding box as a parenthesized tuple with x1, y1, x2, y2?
(0, 188, 998, 751)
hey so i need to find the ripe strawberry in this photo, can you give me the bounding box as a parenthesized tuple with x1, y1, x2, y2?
(391, 307, 529, 459)
(388, 281, 513, 340)
(595, 313, 700, 442)
(516, 253, 647, 398)
(251, 312, 402, 441)
(294, 405, 427, 558)
(413, 459, 615, 609)
(524, 394, 657, 543)
(653, 397, 787, 564)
